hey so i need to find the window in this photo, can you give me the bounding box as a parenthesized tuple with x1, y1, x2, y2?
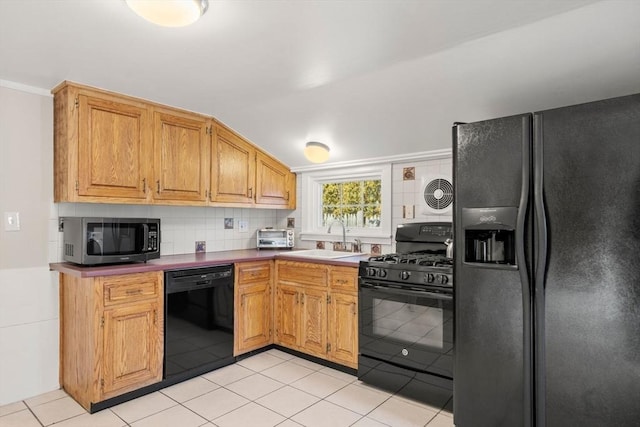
(301, 164, 392, 243)
(322, 180, 381, 228)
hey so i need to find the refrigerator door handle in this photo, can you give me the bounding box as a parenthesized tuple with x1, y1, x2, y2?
(533, 113, 549, 427)
(517, 115, 533, 427)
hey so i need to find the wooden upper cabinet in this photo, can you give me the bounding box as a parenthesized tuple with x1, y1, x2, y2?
(256, 151, 296, 208)
(152, 108, 210, 204)
(53, 82, 295, 208)
(54, 83, 152, 203)
(211, 121, 297, 208)
(210, 123, 256, 204)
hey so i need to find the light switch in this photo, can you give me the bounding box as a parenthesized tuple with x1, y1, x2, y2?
(4, 212, 20, 231)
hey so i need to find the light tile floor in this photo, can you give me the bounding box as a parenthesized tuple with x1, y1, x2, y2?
(0, 349, 454, 427)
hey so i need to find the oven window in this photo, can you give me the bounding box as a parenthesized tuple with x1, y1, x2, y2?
(373, 300, 447, 350)
(360, 285, 453, 377)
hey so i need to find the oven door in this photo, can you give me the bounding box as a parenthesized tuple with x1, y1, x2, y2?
(359, 280, 453, 379)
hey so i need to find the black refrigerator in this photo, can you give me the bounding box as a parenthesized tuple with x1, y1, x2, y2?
(452, 93, 640, 427)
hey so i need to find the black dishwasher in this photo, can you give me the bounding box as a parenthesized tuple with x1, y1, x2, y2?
(164, 264, 235, 384)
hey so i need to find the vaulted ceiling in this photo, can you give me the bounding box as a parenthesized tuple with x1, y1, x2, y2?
(1, 1, 639, 169)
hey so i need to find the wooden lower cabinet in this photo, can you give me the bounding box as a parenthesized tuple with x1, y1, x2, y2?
(299, 287, 328, 356)
(328, 292, 358, 367)
(59, 271, 163, 411)
(275, 283, 299, 348)
(274, 261, 358, 369)
(275, 284, 328, 359)
(234, 261, 273, 355)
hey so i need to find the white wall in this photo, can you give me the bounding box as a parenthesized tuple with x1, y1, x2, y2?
(0, 85, 59, 405)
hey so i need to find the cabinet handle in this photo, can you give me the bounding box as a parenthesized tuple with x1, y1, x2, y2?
(286, 191, 290, 201)
(126, 289, 143, 295)
(352, 303, 357, 315)
(242, 295, 246, 307)
(156, 180, 160, 193)
(248, 187, 253, 198)
(142, 178, 146, 194)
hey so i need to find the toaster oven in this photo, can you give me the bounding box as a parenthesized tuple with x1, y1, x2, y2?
(257, 228, 294, 249)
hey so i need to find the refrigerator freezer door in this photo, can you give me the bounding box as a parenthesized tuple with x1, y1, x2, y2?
(535, 93, 640, 427)
(453, 113, 533, 427)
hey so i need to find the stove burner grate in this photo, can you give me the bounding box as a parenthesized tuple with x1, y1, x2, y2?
(368, 252, 452, 268)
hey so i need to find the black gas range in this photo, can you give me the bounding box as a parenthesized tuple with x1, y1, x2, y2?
(358, 222, 454, 409)
(362, 253, 453, 287)
(360, 222, 453, 289)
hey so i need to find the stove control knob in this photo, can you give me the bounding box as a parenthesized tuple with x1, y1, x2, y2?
(367, 268, 377, 277)
(438, 274, 449, 285)
(378, 269, 387, 278)
(425, 273, 435, 283)
(401, 271, 411, 280)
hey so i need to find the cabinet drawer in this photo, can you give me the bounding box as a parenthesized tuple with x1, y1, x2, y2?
(102, 272, 161, 306)
(237, 261, 271, 283)
(277, 261, 328, 287)
(330, 267, 358, 292)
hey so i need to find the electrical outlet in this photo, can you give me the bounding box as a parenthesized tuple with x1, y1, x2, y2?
(4, 212, 20, 231)
(238, 220, 248, 232)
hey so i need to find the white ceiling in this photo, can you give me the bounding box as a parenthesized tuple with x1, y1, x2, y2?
(1, 0, 639, 169)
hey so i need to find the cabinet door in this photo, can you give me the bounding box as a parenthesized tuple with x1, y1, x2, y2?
(210, 123, 256, 204)
(255, 151, 295, 207)
(236, 282, 272, 355)
(77, 93, 151, 200)
(328, 292, 358, 368)
(153, 108, 209, 204)
(275, 284, 300, 348)
(300, 288, 327, 357)
(101, 301, 162, 399)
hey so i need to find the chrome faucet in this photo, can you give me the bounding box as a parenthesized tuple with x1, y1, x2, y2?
(327, 220, 346, 248)
(353, 238, 362, 253)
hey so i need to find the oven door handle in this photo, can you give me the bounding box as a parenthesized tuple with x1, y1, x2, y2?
(360, 282, 453, 301)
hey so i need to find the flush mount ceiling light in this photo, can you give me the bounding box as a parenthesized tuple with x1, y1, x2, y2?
(304, 141, 330, 163)
(125, 0, 209, 28)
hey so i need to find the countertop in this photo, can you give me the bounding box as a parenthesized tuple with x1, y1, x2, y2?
(50, 249, 370, 278)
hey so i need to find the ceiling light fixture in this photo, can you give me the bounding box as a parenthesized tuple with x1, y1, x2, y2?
(304, 141, 330, 163)
(125, 0, 209, 28)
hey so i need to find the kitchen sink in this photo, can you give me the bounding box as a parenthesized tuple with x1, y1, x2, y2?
(283, 249, 366, 259)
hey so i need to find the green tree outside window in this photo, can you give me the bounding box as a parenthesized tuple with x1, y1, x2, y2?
(322, 180, 381, 228)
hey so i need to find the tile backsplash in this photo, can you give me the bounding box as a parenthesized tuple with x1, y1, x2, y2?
(49, 156, 452, 261)
(50, 203, 296, 262)
(390, 157, 453, 252)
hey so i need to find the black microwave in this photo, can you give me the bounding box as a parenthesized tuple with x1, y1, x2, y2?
(61, 217, 160, 265)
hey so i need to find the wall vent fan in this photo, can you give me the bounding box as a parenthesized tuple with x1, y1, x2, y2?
(422, 177, 453, 213)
